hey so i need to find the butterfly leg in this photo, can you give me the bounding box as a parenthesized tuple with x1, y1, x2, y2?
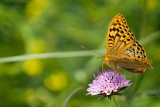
(109, 63, 117, 76)
(114, 66, 118, 77)
(114, 64, 122, 73)
(112, 64, 120, 77)
(109, 63, 116, 72)
(102, 63, 104, 72)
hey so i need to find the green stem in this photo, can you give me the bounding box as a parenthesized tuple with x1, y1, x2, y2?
(111, 94, 119, 107)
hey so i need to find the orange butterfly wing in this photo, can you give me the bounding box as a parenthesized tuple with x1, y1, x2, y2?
(104, 14, 152, 73)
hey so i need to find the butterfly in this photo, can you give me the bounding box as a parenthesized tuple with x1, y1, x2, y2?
(102, 14, 153, 74)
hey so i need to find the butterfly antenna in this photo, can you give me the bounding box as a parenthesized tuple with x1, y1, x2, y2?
(81, 46, 102, 57)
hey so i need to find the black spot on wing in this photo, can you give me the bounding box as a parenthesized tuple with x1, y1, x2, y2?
(109, 34, 115, 40)
(109, 43, 114, 45)
(115, 33, 121, 37)
(118, 23, 121, 25)
(123, 35, 126, 38)
(138, 44, 142, 49)
(127, 39, 130, 41)
(110, 27, 119, 32)
(120, 30, 124, 34)
(130, 36, 134, 40)
(131, 33, 134, 37)
(133, 43, 136, 46)
(108, 39, 113, 41)
(112, 23, 117, 26)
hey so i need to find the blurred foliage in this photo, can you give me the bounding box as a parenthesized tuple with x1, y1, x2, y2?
(0, 0, 160, 107)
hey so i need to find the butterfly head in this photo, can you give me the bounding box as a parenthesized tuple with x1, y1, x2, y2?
(102, 55, 110, 66)
(102, 55, 108, 61)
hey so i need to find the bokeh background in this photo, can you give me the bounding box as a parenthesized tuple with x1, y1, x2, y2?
(0, 0, 160, 107)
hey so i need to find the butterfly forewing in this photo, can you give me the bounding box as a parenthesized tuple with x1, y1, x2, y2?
(107, 14, 135, 55)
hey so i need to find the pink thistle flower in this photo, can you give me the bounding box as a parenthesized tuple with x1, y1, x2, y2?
(87, 69, 132, 96)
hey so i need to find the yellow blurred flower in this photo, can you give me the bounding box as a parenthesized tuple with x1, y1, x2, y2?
(146, 0, 159, 11)
(24, 88, 55, 106)
(25, 0, 49, 21)
(29, 39, 45, 53)
(44, 72, 69, 91)
(151, 47, 160, 62)
(24, 89, 40, 107)
(23, 60, 43, 76)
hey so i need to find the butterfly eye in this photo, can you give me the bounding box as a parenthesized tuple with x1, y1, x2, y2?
(105, 57, 108, 61)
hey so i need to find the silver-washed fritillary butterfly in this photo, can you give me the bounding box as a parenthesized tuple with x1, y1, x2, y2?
(102, 14, 153, 74)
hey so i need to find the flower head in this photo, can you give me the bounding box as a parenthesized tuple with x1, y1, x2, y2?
(87, 69, 132, 96)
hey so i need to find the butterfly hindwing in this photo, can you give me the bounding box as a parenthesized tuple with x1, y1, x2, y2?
(112, 57, 152, 73)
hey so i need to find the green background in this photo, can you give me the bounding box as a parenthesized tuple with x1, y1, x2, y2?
(0, 0, 160, 107)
